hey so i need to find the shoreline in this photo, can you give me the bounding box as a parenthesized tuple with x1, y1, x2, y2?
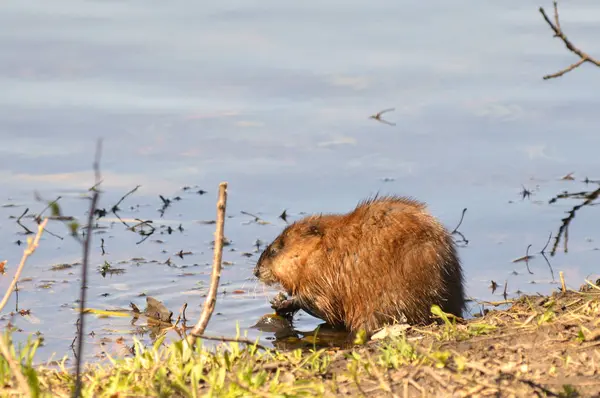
(1, 279, 598, 397)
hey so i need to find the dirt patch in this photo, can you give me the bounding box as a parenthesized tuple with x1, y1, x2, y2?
(328, 287, 600, 397)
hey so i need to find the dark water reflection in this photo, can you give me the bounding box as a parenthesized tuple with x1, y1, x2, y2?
(1, 0, 600, 363)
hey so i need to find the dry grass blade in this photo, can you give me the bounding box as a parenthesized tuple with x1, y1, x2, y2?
(0, 335, 31, 397)
(584, 279, 600, 291)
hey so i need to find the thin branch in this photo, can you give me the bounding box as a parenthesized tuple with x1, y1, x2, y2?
(549, 185, 600, 256)
(74, 139, 103, 398)
(36, 195, 62, 219)
(539, 2, 600, 80)
(539, 232, 555, 281)
(451, 208, 467, 233)
(16, 208, 34, 235)
(450, 208, 469, 246)
(544, 58, 586, 80)
(112, 211, 132, 228)
(112, 185, 141, 213)
(187, 182, 228, 345)
(241, 210, 270, 225)
(525, 244, 533, 274)
(173, 303, 188, 327)
(369, 108, 396, 126)
(70, 318, 81, 349)
(539, 232, 552, 254)
(0, 218, 48, 313)
(0, 335, 31, 397)
(132, 219, 155, 245)
(42, 227, 64, 241)
(540, 252, 555, 282)
(95, 185, 141, 228)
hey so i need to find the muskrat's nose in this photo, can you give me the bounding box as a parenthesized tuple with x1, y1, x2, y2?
(253, 264, 260, 278)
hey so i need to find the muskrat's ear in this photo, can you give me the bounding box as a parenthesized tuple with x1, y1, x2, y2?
(304, 223, 323, 237)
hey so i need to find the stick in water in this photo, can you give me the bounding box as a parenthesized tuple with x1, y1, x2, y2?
(0, 218, 49, 313)
(74, 139, 103, 398)
(0, 219, 48, 397)
(187, 182, 228, 345)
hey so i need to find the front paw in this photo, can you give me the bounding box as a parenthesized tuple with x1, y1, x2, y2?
(270, 293, 302, 317)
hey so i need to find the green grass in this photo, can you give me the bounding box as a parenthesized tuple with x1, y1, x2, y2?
(2, 290, 599, 397)
(0, 306, 489, 397)
(0, 330, 338, 397)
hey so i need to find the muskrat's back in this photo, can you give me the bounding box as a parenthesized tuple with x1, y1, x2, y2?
(254, 196, 465, 334)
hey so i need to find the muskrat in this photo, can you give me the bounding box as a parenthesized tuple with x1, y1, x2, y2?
(253, 196, 465, 334)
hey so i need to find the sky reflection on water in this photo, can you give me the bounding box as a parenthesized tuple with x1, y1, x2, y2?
(1, 0, 600, 362)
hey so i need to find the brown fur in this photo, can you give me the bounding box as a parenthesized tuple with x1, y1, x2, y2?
(253, 196, 465, 334)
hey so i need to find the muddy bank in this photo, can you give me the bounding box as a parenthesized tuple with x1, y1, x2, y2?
(1, 280, 598, 397)
(335, 285, 600, 397)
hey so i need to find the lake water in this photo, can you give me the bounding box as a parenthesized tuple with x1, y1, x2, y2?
(1, 0, 600, 364)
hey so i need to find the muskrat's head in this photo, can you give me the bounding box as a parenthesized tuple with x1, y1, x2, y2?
(253, 216, 324, 294)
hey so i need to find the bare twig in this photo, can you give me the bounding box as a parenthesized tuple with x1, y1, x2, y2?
(451, 208, 467, 233)
(513, 244, 534, 274)
(35, 195, 62, 219)
(369, 108, 396, 126)
(132, 218, 156, 245)
(540, 232, 552, 254)
(173, 303, 188, 327)
(112, 185, 141, 213)
(187, 182, 228, 345)
(559, 271, 566, 292)
(538, 232, 556, 281)
(16, 208, 34, 235)
(539, 2, 600, 79)
(0, 218, 48, 313)
(0, 334, 31, 397)
(540, 252, 555, 282)
(70, 318, 81, 349)
(525, 244, 533, 274)
(549, 185, 600, 256)
(241, 210, 270, 225)
(45, 228, 65, 240)
(451, 208, 469, 246)
(99, 185, 141, 228)
(74, 139, 103, 398)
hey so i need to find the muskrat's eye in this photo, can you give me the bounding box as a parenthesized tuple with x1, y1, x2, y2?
(267, 239, 284, 258)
